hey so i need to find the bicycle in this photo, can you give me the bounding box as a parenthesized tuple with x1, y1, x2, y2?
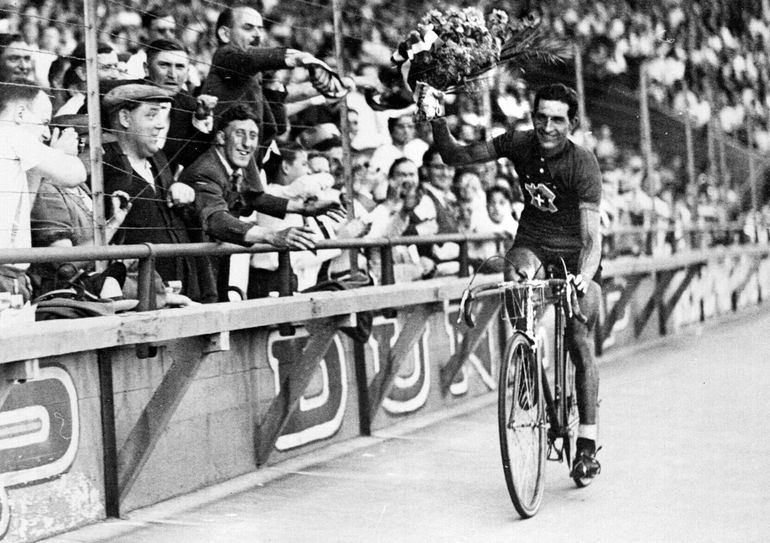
(459, 266, 592, 518)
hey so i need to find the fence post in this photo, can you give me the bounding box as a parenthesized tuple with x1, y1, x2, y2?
(277, 251, 295, 336)
(458, 241, 470, 278)
(638, 60, 653, 195)
(380, 245, 394, 286)
(83, 0, 106, 271)
(332, 0, 358, 277)
(574, 41, 587, 129)
(380, 245, 395, 318)
(136, 249, 158, 358)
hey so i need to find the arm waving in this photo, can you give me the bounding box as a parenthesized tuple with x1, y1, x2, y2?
(429, 118, 497, 166)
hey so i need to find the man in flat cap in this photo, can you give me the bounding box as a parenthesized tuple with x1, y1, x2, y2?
(102, 81, 216, 303)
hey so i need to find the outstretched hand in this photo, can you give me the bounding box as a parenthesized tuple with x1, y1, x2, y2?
(285, 49, 319, 68)
(302, 198, 346, 221)
(266, 226, 316, 250)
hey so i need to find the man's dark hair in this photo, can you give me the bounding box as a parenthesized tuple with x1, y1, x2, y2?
(146, 39, 189, 64)
(421, 145, 443, 166)
(215, 103, 260, 133)
(533, 83, 579, 120)
(0, 33, 26, 50)
(388, 156, 413, 179)
(387, 114, 412, 134)
(263, 141, 305, 181)
(68, 42, 115, 69)
(61, 42, 114, 89)
(142, 7, 174, 31)
(0, 82, 43, 114)
(486, 185, 513, 205)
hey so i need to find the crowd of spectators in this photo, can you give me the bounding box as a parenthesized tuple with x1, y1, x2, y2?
(0, 0, 766, 322)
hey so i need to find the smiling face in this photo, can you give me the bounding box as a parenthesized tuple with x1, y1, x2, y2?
(146, 49, 189, 93)
(118, 102, 169, 157)
(218, 118, 259, 169)
(532, 99, 575, 156)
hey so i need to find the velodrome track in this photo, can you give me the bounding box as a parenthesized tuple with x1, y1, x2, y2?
(44, 306, 770, 543)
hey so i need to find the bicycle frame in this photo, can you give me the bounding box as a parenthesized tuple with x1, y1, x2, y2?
(460, 274, 588, 516)
(463, 277, 580, 465)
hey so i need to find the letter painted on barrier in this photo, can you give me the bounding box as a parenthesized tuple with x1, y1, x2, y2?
(445, 305, 496, 392)
(602, 281, 629, 349)
(367, 316, 430, 415)
(266, 328, 347, 451)
(0, 364, 81, 539)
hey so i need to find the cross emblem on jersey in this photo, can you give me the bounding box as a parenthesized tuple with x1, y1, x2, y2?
(525, 183, 558, 213)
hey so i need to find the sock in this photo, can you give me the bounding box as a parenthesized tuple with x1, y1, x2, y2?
(577, 424, 598, 456)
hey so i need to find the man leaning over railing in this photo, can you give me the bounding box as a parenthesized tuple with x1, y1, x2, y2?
(178, 104, 344, 302)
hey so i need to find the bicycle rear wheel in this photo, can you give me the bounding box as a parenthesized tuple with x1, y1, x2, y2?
(498, 332, 547, 518)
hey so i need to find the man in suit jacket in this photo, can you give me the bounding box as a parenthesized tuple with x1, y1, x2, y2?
(201, 3, 321, 152)
(144, 39, 218, 175)
(179, 104, 343, 300)
(101, 82, 216, 303)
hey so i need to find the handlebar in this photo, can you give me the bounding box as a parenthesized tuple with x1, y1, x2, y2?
(458, 276, 587, 328)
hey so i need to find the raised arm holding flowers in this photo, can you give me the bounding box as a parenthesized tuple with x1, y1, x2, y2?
(391, 8, 571, 122)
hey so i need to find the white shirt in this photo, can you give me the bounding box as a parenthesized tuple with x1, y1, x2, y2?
(0, 128, 49, 269)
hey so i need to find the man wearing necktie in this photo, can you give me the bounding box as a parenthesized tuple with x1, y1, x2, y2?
(179, 104, 343, 301)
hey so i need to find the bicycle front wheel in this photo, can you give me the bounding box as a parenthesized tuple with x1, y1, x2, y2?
(498, 332, 547, 518)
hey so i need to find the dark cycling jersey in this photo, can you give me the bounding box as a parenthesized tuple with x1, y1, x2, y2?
(492, 130, 601, 254)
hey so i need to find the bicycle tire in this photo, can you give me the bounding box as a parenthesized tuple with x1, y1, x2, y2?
(498, 332, 547, 518)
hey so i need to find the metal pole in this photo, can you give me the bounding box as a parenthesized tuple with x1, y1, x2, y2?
(706, 84, 718, 183)
(331, 0, 359, 277)
(683, 0, 697, 190)
(638, 59, 657, 251)
(638, 60, 654, 194)
(573, 42, 587, 130)
(682, 77, 697, 189)
(83, 0, 106, 266)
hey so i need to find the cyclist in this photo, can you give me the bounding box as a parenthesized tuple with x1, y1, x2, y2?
(425, 83, 602, 480)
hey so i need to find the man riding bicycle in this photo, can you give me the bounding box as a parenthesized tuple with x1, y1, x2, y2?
(426, 83, 602, 480)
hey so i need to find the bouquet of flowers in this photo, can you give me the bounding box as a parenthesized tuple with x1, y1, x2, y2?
(392, 8, 571, 120)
